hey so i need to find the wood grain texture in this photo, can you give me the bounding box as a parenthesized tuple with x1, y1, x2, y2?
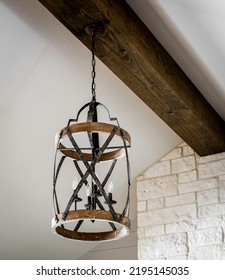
(38, 0, 225, 155)
(56, 122, 131, 161)
(52, 209, 131, 241)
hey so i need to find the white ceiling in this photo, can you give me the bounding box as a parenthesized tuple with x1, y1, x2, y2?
(0, 0, 224, 259)
(127, 0, 225, 120)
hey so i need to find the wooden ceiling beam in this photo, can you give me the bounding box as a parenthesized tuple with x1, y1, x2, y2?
(38, 0, 225, 156)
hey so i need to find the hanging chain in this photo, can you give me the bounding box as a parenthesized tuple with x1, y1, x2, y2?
(91, 30, 97, 100)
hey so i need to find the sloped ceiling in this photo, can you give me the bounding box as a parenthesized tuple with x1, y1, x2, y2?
(37, 0, 225, 156)
(0, 0, 225, 259)
(0, 0, 180, 259)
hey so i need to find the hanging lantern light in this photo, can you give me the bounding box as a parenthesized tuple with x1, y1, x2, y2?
(52, 23, 131, 242)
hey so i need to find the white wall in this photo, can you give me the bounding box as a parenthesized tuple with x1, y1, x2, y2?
(137, 142, 225, 259)
(0, 0, 181, 259)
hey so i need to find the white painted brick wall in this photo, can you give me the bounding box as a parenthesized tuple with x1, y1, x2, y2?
(147, 198, 164, 210)
(145, 225, 164, 237)
(198, 203, 225, 217)
(165, 193, 195, 207)
(161, 147, 182, 161)
(138, 233, 187, 259)
(137, 201, 146, 212)
(178, 170, 197, 183)
(137, 142, 225, 260)
(196, 189, 219, 206)
(137, 175, 177, 200)
(138, 204, 197, 227)
(166, 220, 196, 234)
(196, 215, 222, 230)
(219, 175, 225, 202)
(172, 155, 195, 174)
(188, 245, 222, 260)
(198, 159, 225, 179)
(178, 178, 217, 194)
(182, 146, 194, 156)
(188, 227, 223, 246)
(143, 161, 170, 179)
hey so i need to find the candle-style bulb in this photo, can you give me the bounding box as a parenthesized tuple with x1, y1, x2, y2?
(107, 181, 114, 194)
(86, 183, 92, 197)
(105, 181, 117, 205)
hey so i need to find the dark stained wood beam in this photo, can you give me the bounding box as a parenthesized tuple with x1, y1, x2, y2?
(38, 0, 225, 156)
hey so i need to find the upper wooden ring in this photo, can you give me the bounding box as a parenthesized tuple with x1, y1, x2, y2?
(55, 122, 131, 162)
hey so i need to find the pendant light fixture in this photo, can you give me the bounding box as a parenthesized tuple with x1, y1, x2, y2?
(52, 23, 131, 242)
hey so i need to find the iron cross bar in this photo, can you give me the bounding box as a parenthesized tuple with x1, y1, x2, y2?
(73, 159, 117, 198)
(73, 159, 117, 231)
(62, 125, 119, 221)
(53, 155, 66, 217)
(119, 129, 131, 220)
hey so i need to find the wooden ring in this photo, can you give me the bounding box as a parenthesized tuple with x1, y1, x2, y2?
(52, 209, 131, 242)
(55, 122, 131, 162)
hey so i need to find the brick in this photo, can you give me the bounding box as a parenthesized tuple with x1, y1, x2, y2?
(198, 159, 225, 179)
(161, 148, 182, 161)
(138, 204, 197, 227)
(144, 161, 170, 179)
(178, 142, 187, 147)
(145, 225, 164, 237)
(137, 201, 146, 212)
(221, 215, 225, 228)
(165, 193, 195, 207)
(172, 156, 195, 174)
(147, 198, 164, 210)
(137, 175, 177, 201)
(188, 245, 222, 260)
(220, 214, 225, 233)
(197, 189, 219, 206)
(196, 215, 222, 230)
(219, 175, 225, 202)
(137, 143, 225, 260)
(178, 178, 217, 194)
(188, 227, 222, 246)
(222, 244, 225, 259)
(198, 203, 225, 217)
(166, 220, 196, 234)
(138, 233, 187, 259)
(178, 170, 197, 183)
(182, 146, 194, 156)
(137, 175, 144, 181)
(196, 152, 225, 164)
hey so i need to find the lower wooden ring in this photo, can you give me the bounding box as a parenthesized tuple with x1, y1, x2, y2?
(52, 210, 131, 242)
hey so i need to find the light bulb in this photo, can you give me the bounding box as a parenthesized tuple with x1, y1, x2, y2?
(107, 181, 114, 194)
(72, 176, 78, 190)
(86, 183, 91, 197)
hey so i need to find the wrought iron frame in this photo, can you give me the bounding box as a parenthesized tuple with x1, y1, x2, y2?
(52, 100, 131, 241)
(52, 23, 131, 242)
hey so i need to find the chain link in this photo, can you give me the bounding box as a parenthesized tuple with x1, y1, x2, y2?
(91, 31, 96, 99)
